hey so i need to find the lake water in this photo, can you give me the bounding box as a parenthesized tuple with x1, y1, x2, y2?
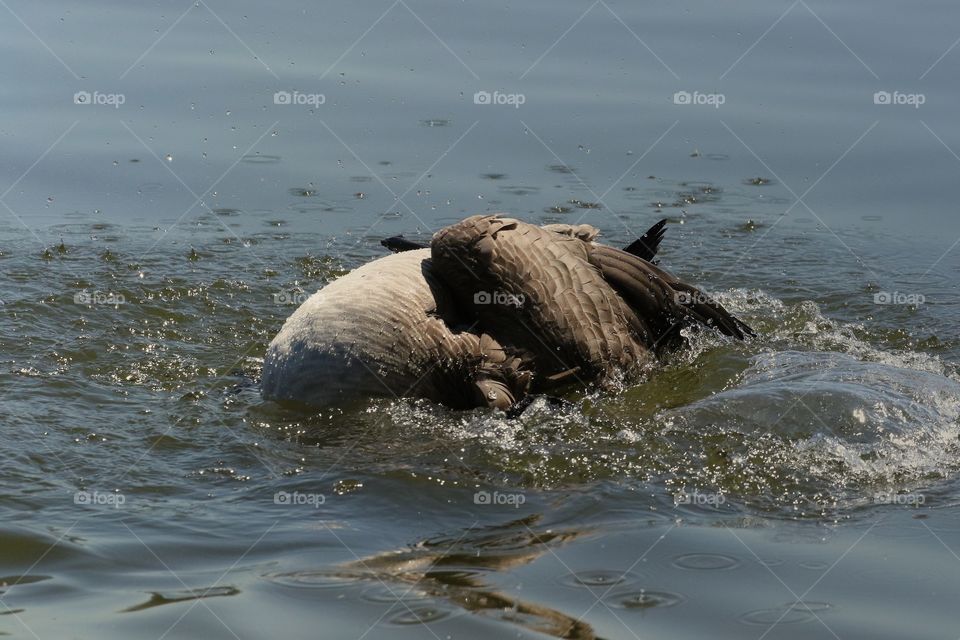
(2, 1, 960, 638)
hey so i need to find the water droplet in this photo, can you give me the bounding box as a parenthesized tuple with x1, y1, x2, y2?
(387, 606, 453, 625)
(672, 553, 740, 571)
(264, 570, 362, 589)
(740, 601, 830, 625)
(560, 570, 641, 588)
(607, 589, 684, 610)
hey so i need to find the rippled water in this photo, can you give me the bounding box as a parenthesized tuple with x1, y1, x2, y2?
(3, 1, 960, 638)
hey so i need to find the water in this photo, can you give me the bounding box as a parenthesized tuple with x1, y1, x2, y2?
(2, 1, 960, 638)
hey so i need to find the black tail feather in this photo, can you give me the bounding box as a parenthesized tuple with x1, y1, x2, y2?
(381, 235, 429, 253)
(622, 219, 667, 263)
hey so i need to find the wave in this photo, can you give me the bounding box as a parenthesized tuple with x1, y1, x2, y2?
(366, 289, 960, 517)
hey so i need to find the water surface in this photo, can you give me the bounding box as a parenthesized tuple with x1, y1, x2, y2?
(2, 1, 960, 638)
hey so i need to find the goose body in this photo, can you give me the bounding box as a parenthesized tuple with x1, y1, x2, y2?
(261, 248, 527, 409)
(262, 215, 751, 409)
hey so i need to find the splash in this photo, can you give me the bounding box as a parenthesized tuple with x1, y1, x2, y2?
(352, 289, 960, 517)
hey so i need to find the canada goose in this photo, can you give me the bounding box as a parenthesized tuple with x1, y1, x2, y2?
(261, 215, 751, 409)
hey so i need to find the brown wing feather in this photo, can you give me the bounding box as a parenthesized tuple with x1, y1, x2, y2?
(587, 244, 753, 341)
(431, 215, 654, 388)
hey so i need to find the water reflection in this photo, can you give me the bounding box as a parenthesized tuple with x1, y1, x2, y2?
(267, 515, 596, 638)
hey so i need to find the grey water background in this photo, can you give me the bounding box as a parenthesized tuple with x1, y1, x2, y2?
(2, 0, 960, 638)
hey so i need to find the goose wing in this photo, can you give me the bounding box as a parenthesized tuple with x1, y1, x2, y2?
(431, 215, 654, 386)
(586, 241, 754, 343)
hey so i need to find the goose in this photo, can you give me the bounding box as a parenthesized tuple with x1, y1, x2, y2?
(261, 214, 751, 410)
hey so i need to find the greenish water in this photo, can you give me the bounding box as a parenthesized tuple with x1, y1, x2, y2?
(3, 1, 960, 638)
